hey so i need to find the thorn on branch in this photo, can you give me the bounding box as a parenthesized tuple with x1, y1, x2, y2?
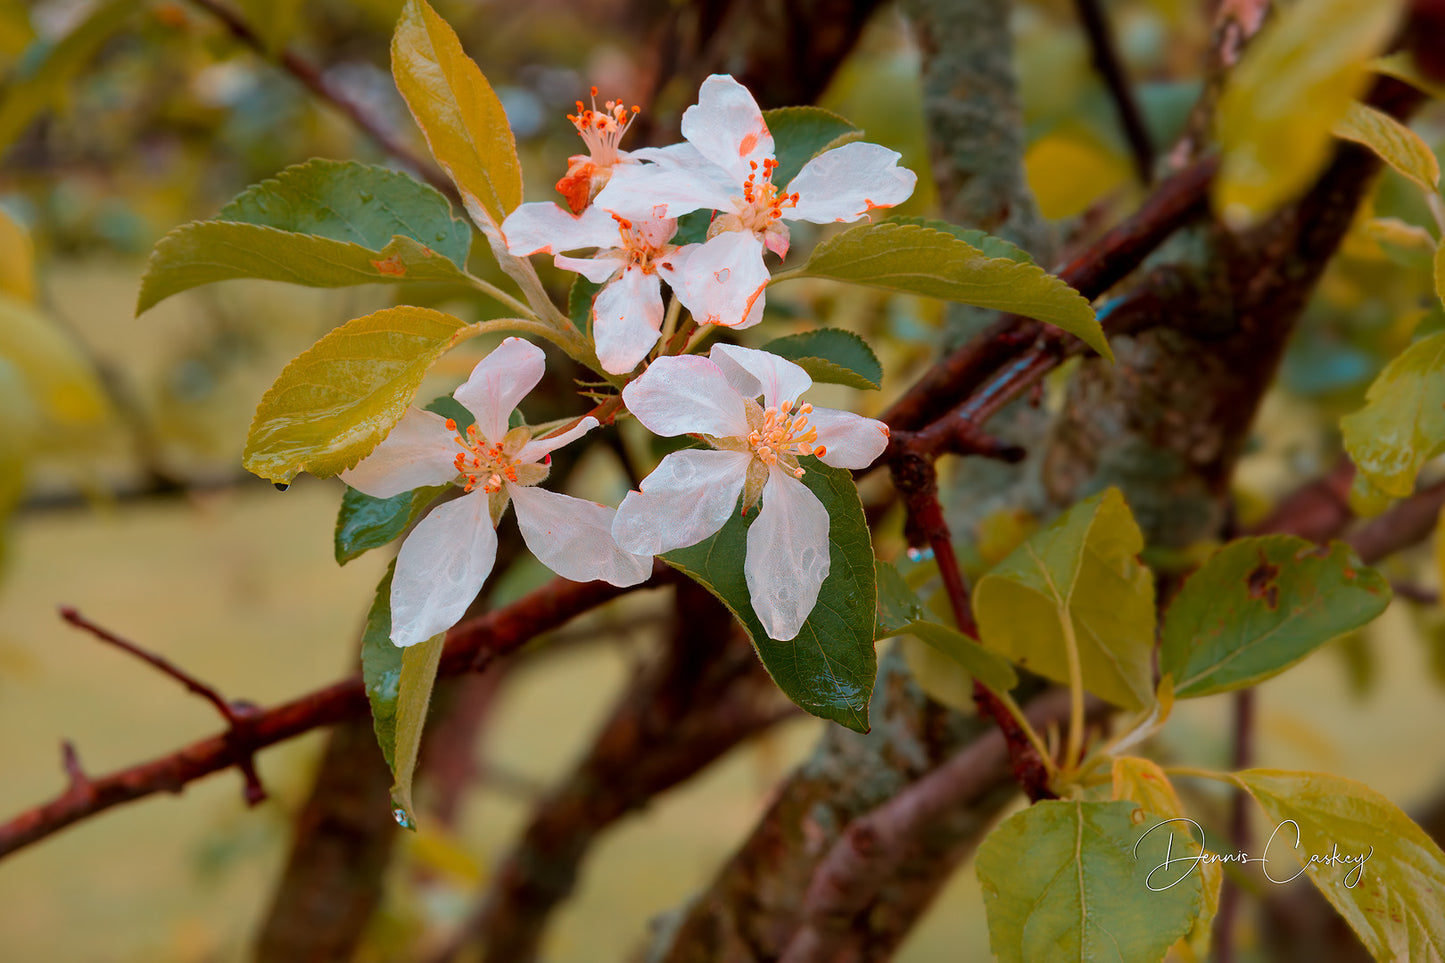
(60, 740, 91, 800)
(58, 606, 268, 807)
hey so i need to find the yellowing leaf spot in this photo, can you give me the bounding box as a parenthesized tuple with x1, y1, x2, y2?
(372, 255, 407, 277)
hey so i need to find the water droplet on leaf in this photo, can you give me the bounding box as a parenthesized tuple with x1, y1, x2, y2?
(392, 807, 414, 829)
(273, 482, 290, 492)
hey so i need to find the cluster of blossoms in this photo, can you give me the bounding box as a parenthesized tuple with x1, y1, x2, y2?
(348, 76, 912, 647)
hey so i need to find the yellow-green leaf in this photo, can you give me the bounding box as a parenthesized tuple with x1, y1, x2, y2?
(0, 206, 35, 302)
(973, 487, 1155, 710)
(0, 294, 108, 433)
(1214, 0, 1405, 227)
(1113, 757, 1221, 960)
(242, 306, 482, 484)
(1333, 101, 1440, 194)
(389, 630, 446, 831)
(903, 619, 1018, 693)
(1435, 241, 1445, 312)
(1237, 769, 1445, 961)
(137, 226, 468, 314)
(1341, 330, 1445, 498)
(977, 799, 1203, 963)
(391, 0, 521, 230)
(798, 221, 1111, 360)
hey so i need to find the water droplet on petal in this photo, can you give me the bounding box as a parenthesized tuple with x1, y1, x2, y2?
(392, 807, 414, 829)
(273, 482, 290, 492)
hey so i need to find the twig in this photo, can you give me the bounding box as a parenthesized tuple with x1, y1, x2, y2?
(0, 566, 667, 859)
(1074, 0, 1155, 182)
(184, 0, 460, 206)
(59, 606, 267, 804)
(1214, 687, 1256, 963)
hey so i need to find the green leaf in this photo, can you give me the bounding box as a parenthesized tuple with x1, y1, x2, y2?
(242, 306, 482, 484)
(335, 485, 449, 565)
(362, 562, 404, 769)
(389, 629, 446, 831)
(1160, 536, 1392, 698)
(1341, 330, 1445, 498)
(663, 458, 877, 731)
(1332, 101, 1440, 194)
(1236, 769, 1445, 961)
(903, 619, 1018, 693)
(761, 328, 883, 391)
(1214, 0, 1404, 227)
(392, 0, 522, 230)
(973, 487, 1156, 710)
(762, 105, 863, 189)
(977, 799, 1202, 963)
(1112, 757, 1221, 960)
(798, 222, 1111, 360)
(888, 216, 1036, 265)
(137, 226, 469, 314)
(0, 0, 136, 157)
(875, 559, 926, 637)
(567, 275, 604, 332)
(217, 159, 471, 266)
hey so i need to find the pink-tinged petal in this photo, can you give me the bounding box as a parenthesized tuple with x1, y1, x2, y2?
(593, 161, 734, 220)
(746, 468, 831, 641)
(632, 209, 680, 248)
(555, 251, 623, 283)
(808, 407, 890, 469)
(594, 268, 663, 374)
(622, 355, 751, 437)
(508, 485, 653, 586)
(517, 416, 599, 463)
(340, 407, 457, 498)
(390, 491, 497, 646)
(785, 142, 919, 224)
(453, 337, 546, 441)
(680, 75, 774, 184)
(668, 230, 770, 329)
(630, 143, 709, 168)
(501, 201, 618, 255)
(710, 342, 812, 409)
(612, 449, 751, 555)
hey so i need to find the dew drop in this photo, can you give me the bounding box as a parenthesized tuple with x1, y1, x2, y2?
(905, 546, 934, 562)
(273, 482, 290, 492)
(392, 807, 414, 829)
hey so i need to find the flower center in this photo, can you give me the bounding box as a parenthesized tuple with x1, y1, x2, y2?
(610, 213, 674, 273)
(734, 158, 798, 234)
(557, 88, 640, 213)
(747, 401, 825, 478)
(567, 87, 638, 167)
(448, 420, 531, 494)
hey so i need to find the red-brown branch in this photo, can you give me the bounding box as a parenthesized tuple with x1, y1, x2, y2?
(0, 566, 666, 859)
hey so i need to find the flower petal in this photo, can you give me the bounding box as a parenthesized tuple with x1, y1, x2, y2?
(612, 448, 751, 555)
(453, 337, 546, 441)
(808, 407, 890, 469)
(508, 484, 654, 586)
(710, 342, 812, 409)
(622, 355, 750, 437)
(785, 142, 919, 223)
(501, 201, 618, 255)
(746, 468, 831, 640)
(517, 416, 598, 463)
(593, 267, 663, 374)
(554, 251, 624, 284)
(340, 407, 457, 498)
(666, 230, 770, 329)
(390, 491, 497, 646)
(681, 75, 774, 184)
(594, 160, 734, 221)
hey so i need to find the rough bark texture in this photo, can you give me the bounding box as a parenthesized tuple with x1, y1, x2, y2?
(252, 715, 398, 963)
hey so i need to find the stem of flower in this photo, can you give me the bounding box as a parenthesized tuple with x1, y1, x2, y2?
(461, 272, 538, 321)
(657, 295, 683, 357)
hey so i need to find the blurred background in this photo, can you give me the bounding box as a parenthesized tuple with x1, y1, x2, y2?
(3, 0, 1445, 959)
